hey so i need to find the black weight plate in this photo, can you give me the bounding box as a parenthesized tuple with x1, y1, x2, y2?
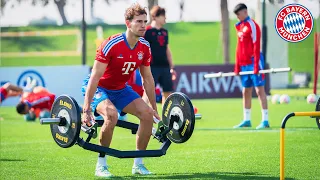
(316, 97, 320, 129)
(162, 92, 195, 143)
(50, 95, 81, 148)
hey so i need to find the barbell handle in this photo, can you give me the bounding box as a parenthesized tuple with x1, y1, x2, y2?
(152, 127, 158, 136)
(204, 67, 292, 78)
(81, 120, 97, 133)
(195, 114, 202, 119)
(153, 116, 160, 124)
(40, 118, 63, 125)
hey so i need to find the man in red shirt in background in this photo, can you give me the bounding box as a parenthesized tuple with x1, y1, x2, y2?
(233, 3, 269, 129)
(16, 86, 55, 121)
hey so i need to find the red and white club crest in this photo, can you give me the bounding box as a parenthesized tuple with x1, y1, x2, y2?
(137, 51, 144, 60)
(275, 4, 313, 43)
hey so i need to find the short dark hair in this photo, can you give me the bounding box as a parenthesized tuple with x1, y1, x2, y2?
(16, 102, 27, 114)
(150, 5, 166, 18)
(233, 3, 247, 14)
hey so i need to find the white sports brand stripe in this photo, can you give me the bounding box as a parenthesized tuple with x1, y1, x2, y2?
(139, 37, 150, 47)
(31, 96, 50, 106)
(102, 35, 124, 56)
(248, 19, 257, 43)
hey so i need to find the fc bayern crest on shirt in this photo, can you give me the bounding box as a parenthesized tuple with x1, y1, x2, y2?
(137, 51, 144, 60)
(275, 4, 313, 43)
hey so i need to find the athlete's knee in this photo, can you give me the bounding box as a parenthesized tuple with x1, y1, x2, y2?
(98, 104, 118, 127)
(255, 86, 266, 97)
(138, 106, 154, 123)
(242, 88, 252, 96)
(100, 112, 118, 135)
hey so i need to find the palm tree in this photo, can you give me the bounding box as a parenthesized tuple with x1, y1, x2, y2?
(54, 0, 68, 25)
(220, 0, 230, 64)
(148, 0, 158, 11)
(147, 0, 158, 24)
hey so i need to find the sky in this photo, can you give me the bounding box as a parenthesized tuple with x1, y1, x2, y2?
(0, 0, 318, 27)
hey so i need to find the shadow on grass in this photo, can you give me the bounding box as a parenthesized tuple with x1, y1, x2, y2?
(106, 172, 293, 180)
(0, 158, 26, 162)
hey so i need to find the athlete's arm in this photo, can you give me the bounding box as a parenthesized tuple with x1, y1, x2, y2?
(251, 23, 261, 74)
(140, 65, 156, 110)
(166, 45, 177, 80)
(234, 29, 241, 75)
(139, 65, 159, 119)
(166, 45, 174, 69)
(140, 41, 160, 119)
(83, 61, 107, 113)
(83, 39, 112, 115)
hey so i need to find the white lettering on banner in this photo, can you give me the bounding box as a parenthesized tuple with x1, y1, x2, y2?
(210, 75, 232, 93)
(198, 72, 211, 93)
(176, 72, 242, 94)
(230, 76, 242, 92)
(176, 73, 191, 93)
(191, 72, 197, 93)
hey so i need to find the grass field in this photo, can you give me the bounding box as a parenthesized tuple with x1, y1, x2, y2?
(0, 20, 319, 179)
(1, 98, 319, 179)
(1, 21, 317, 80)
